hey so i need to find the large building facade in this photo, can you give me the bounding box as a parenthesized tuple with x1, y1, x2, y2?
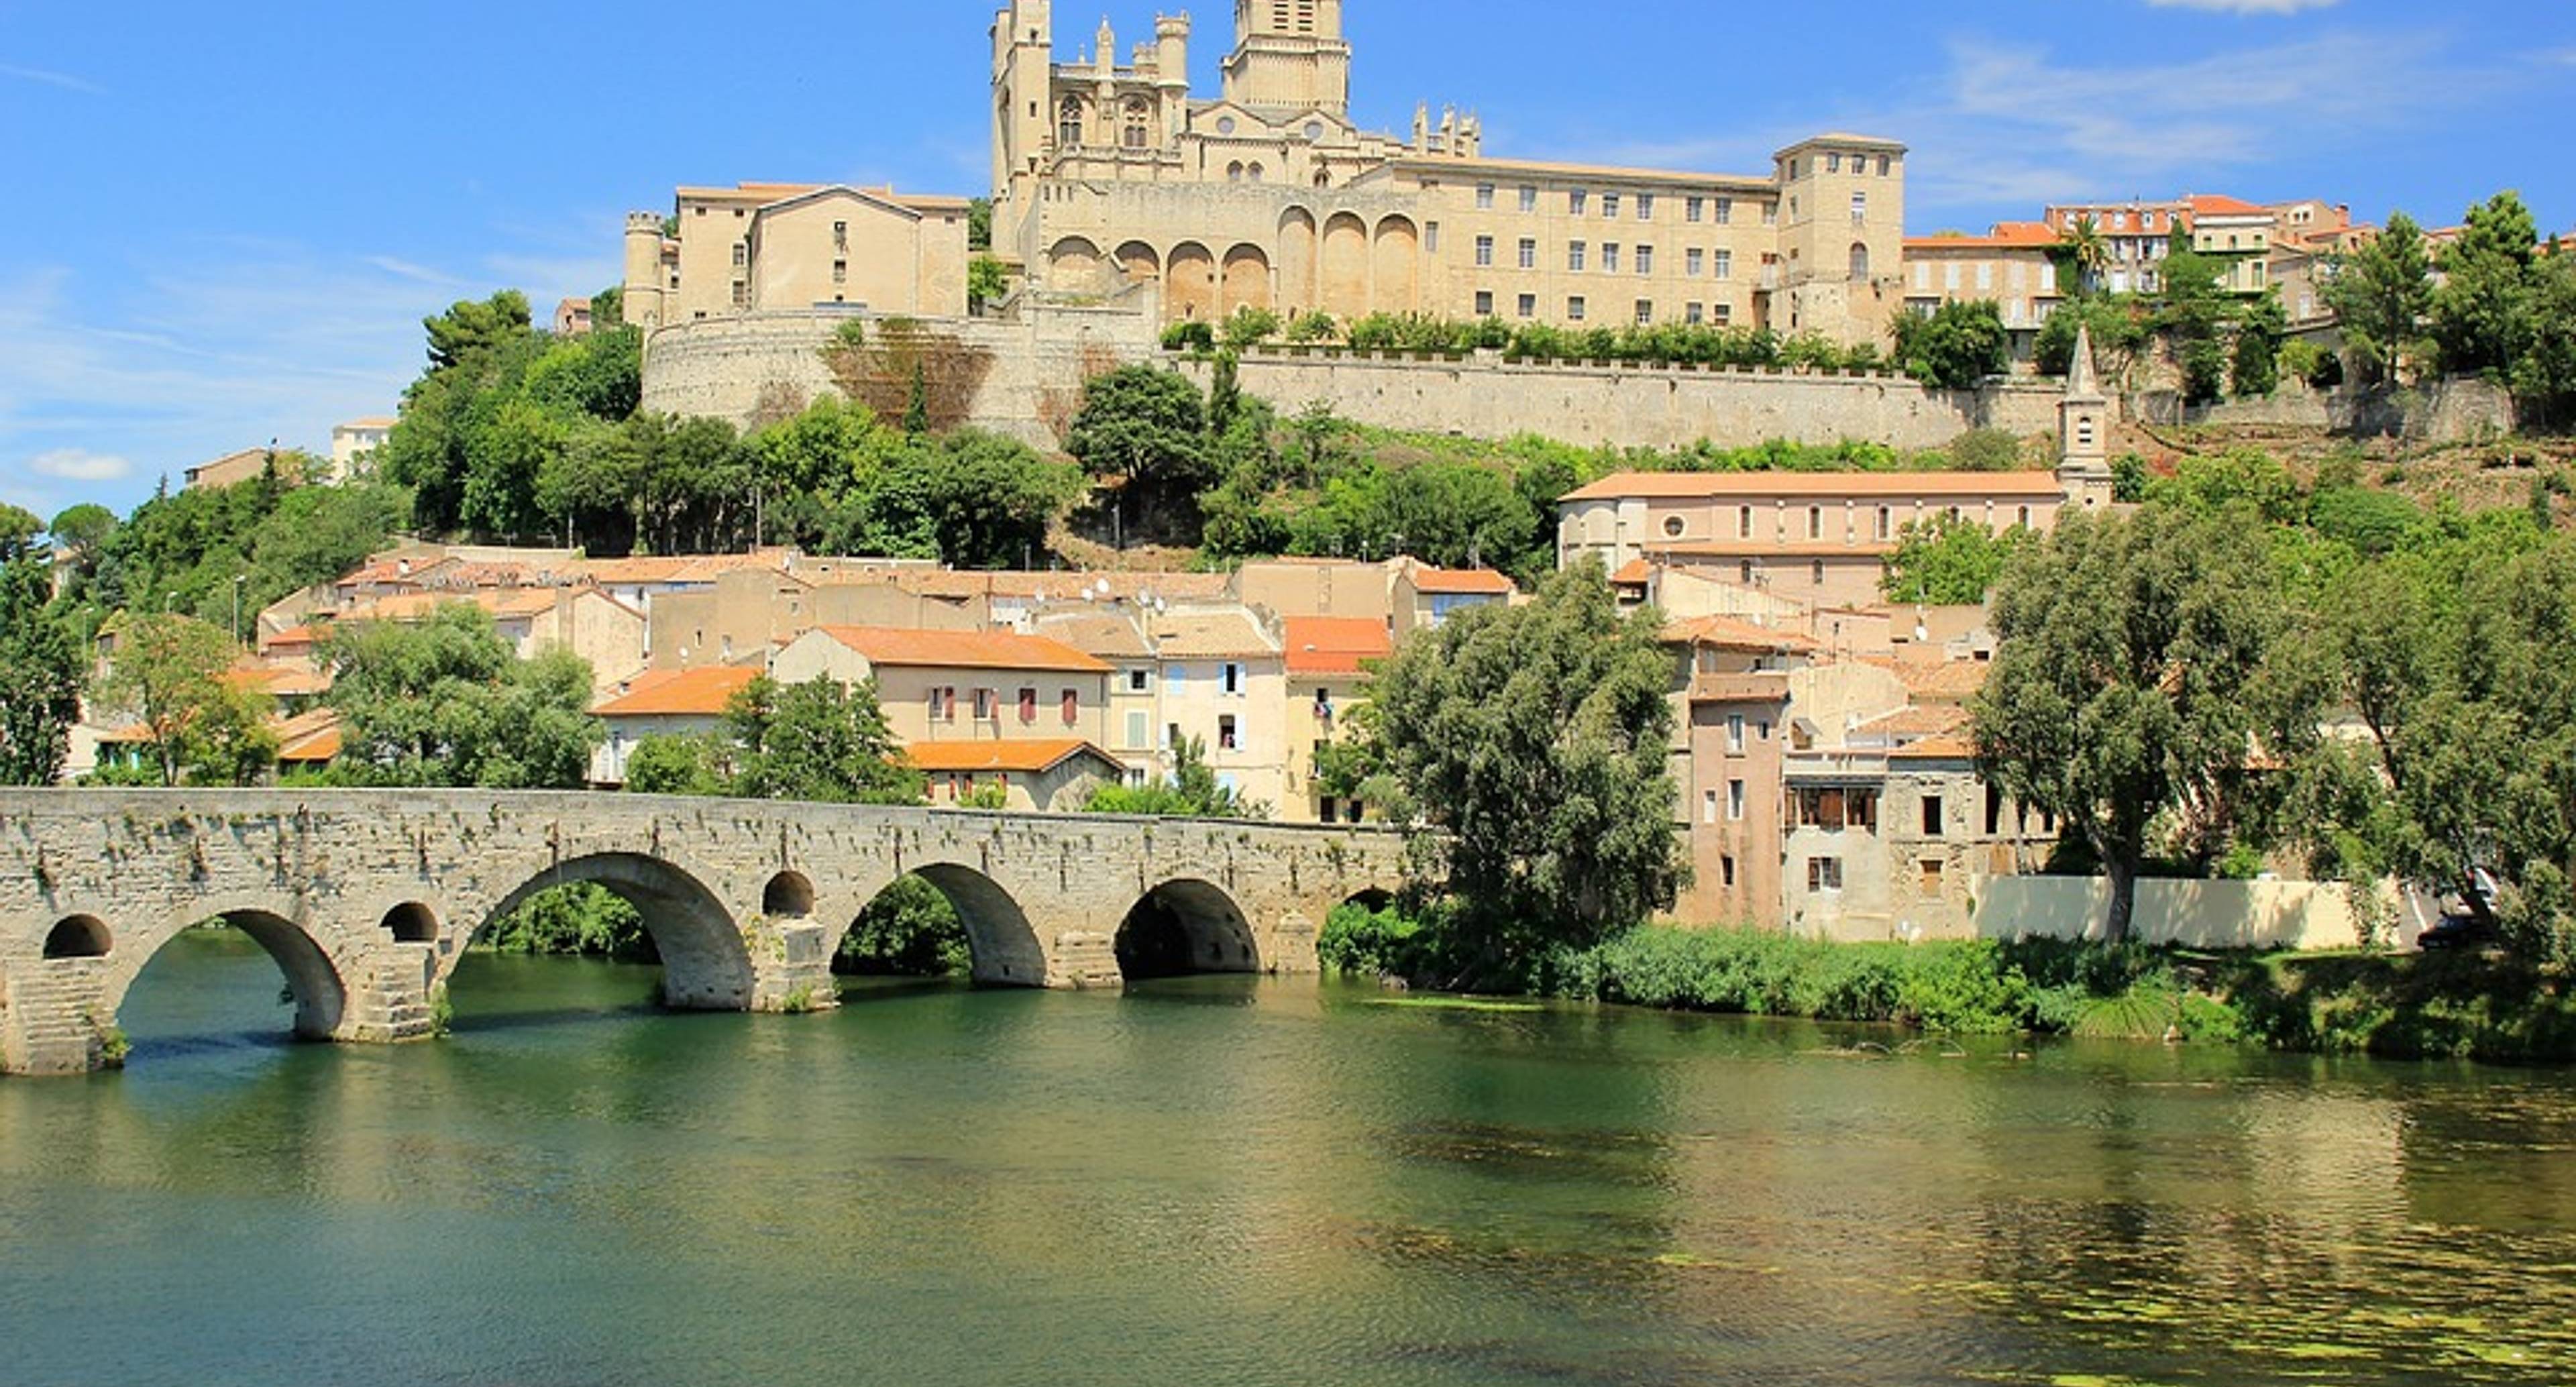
(989, 1, 1907, 344)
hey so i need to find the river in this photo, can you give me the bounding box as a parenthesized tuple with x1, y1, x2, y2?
(3, 927, 2573, 1386)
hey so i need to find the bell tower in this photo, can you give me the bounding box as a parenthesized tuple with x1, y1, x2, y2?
(2057, 322, 2116, 511)
(1224, 0, 1351, 115)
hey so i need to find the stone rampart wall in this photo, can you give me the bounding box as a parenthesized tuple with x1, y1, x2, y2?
(1974, 875, 2394, 952)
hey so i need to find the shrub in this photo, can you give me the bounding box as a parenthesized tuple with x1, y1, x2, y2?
(1161, 321, 1216, 352)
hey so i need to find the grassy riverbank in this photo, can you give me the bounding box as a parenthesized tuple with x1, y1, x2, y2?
(1322, 907, 2576, 1063)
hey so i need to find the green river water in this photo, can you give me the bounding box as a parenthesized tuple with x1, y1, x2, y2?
(4, 927, 2575, 1386)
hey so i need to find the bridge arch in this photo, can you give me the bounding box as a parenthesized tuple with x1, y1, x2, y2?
(378, 902, 438, 945)
(474, 852, 753, 1011)
(95, 897, 356, 1047)
(44, 913, 111, 959)
(762, 871, 816, 921)
(1118, 878, 1261, 981)
(835, 863, 1046, 988)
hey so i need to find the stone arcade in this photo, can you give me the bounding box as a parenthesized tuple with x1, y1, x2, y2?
(0, 790, 1403, 1075)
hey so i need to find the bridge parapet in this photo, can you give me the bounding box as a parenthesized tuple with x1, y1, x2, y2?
(0, 790, 1406, 1074)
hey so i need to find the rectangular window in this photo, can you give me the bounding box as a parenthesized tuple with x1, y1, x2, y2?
(1685, 301, 1703, 325)
(1702, 789, 1719, 825)
(1425, 222, 1441, 254)
(1685, 247, 1705, 277)
(1018, 687, 1038, 724)
(1827, 152, 1842, 173)
(1878, 154, 1892, 176)
(1569, 188, 1587, 216)
(1165, 722, 1182, 750)
(1476, 183, 1495, 209)
(973, 687, 996, 720)
(1713, 249, 1732, 280)
(1474, 234, 1495, 267)
(1602, 244, 1620, 273)
(730, 280, 749, 309)
(1517, 293, 1535, 318)
(1222, 662, 1242, 696)
(1808, 857, 1845, 893)
(1921, 858, 1945, 895)
(1474, 290, 1494, 317)
(1061, 689, 1079, 725)
(1727, 714, 1746, 753)
(1686, 196, 1704, 223)
(1568, 296, 1587, 321)
(1126, 710, 1149, 748)
(1875, 506, 1892, 541)
(1721, 855, 1737, 888)
(1633, 299, 1653, 325)
(732, 242, 748, 268)
(1762, 203, 1777, 227)
(931, 686, 956, 721)
(1976, 263, 1993, 291)
(1635, 245, 1654, 276)
(1808, 506, 1823, 539)
(1715, 197, 1733, 225)
(1739, 505, 1754, 539)
(1602, 192, 1621, 219)
(1713, 302, 1731, 325)
(832, 260, 847, 284)
(1518, 237, 1537, 269)
(1126, 667, 1150, 693)
(1851, 192, 1868, 223)
(1944, 263, 1962, 292)
(1218, 714, 1239, 751)
(1921, 795, 1945, 837)
(1636, 193, 1654, 221)
(1727, 779, 1746, 820)
(1568, 241, 1587, 272)
(1519, 186, 1538, 213)
(832, 220, 848, 250)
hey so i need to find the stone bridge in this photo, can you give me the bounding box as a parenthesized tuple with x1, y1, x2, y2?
(0, 790, 1407, 1075)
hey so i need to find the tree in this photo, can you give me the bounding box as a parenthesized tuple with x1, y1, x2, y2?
(1892, 300, 2010, 390)
(2322, 212, 2434, 386)
(425, 290, 535, 372)
(723, 675, 923, 805)
(1882, 513, 2035, 606)
(623, 732, 730, 797)
(966, 197, 993, 252)
(1368, 561, 1682, 979)
(320, 605, 599, 788)
(2430, 192, 2540, 377)
(1063, 365, 1210, 537)
(97, 612, 271, 786)
(2231, 292, 2287, 399)
(967, 255, 1010, 309)
(1973, 506, 2301, 941)
(0, 506, 85, 785)
(2510, 249, 2576, 427)
(1083, 736, 1258, 818)
(2057, 216, 2110, 293)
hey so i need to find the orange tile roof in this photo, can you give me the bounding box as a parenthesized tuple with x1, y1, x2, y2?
(273, 709, 343, 764)
(1148, 610, 1279, 659)
(1889, 659, 1992, 702)
(2189, 194, 2272, 218)
(1688, 672, 1793, 704)
(902, 738, 1115, 774)
(1662, 614, 1819, 653)
(1409, 567, 1516, 596)
(1902, 221, 2060, 251)
(1854, 704, 1972, 738)
(1562, 470, 2065, 502)
(592, 667, 761, 718)
(814, 626, 1110, 673)
(1888, 731, 1978, 762)
(1610, 559, 1656, 586)
(1283, 616, 1393, 675)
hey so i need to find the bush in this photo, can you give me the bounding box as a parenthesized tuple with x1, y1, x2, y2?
(1161, 321, 1216, 352)
(1318, 901, 1438, 979)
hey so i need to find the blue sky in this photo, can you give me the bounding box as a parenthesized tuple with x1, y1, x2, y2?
(4, 0, 2569, 520)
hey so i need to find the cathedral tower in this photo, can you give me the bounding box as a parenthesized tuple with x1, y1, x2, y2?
(1223, 0, 1350, 115)
(2057, 322, 2116, 511)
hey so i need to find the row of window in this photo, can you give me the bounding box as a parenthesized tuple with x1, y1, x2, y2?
(1674, 502, 2036, 543)
(1912, 260, 2061, 294)
(1118, 712, 1251, 755)
(928, 686, 1085, 725)
(1471, 294, 1743, 326)
(1785, 152, 1897, 180)
(1472, 184, 1771, 225)
(1470, 236, 1741, 280)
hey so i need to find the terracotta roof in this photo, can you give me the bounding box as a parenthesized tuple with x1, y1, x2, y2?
(1853, 704, 1972, 739)
(902, 738, 1116, 774)
(1888, 731, 1978, 762)
(1033, 612, 1152, 660)
(1562, 470, 2065, 502)
(273, 710, 343, 764)
(262, 624, 322, 651)
(347, 589, 561, 623)
(1610, 559, 1656, 586)
(1688, 672, 1792, 704)
(1902, 221, 2060, 251)
(593, 667, 761, 718)
(223, 665, 333, 699)
(1148, 610, 1279, 659)
(2189, 194, 2273, 218)
(1889, 659, 1992, 702)
(1408, 567, 1516, 596)
(1283, 616, 1393, 675)
(1662, 614, 1818, 653)
(813, 626, 1111, 673)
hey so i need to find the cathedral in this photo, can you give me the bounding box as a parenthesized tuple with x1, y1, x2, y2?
(989, 0, 1907, 343)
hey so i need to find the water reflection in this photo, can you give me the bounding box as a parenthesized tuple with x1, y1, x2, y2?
(4, 932, 2575, 1387)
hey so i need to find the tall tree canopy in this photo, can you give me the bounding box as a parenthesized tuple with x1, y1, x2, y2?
(1368, 560, 1682, 979)
(720, 675, 924, 806)
(96, 612, 274, 787)
(2322, 212, 2435, 386)
(0, 506, 87, 785)
(1973, 506, 2306, 941)
(319, 605, 599, 789)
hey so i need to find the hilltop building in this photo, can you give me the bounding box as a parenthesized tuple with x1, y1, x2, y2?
(987, 1, 1907, 344)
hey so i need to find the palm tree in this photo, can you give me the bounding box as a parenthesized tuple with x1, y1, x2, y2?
(2059, 216, 2111, 295)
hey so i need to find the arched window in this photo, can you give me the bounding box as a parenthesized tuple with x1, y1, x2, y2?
(1246, 162, 1266, 183)
(1849, 241, 1872, 282)
(1057, 97, 1084, 148)
(1227, 161, 1244, 183)
(1122, 99, 1150, 150)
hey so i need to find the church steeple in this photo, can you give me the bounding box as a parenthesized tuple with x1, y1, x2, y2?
(1224, 0, 1352, 115)
(2057, 322, 2114, 511)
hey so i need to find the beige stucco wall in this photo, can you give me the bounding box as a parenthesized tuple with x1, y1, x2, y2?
(1155, 652, 1289, 814)
(1975, 875, 2391, 950)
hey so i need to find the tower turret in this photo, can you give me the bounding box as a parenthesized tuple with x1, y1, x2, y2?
(622, 211, 669, 331)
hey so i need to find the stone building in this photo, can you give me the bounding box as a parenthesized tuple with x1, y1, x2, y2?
(770, 626, 1114, 753)
(1900, 221, 2064, 359)
(623, 182, 973, 330)
(988, 0, 1907, 345)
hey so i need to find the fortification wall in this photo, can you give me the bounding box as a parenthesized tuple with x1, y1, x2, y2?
(1191, 350, 2066, 452)
(643, 307, 2068, 454)
(2143, 377, 2518, 441)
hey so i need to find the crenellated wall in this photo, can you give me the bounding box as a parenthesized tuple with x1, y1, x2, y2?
(0, 790, 1403, 1075)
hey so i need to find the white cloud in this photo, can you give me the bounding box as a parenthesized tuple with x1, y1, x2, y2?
(2147, 0, 2342, 13)
(0, 62, 104, 95)
(27, 448, 131, 482)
